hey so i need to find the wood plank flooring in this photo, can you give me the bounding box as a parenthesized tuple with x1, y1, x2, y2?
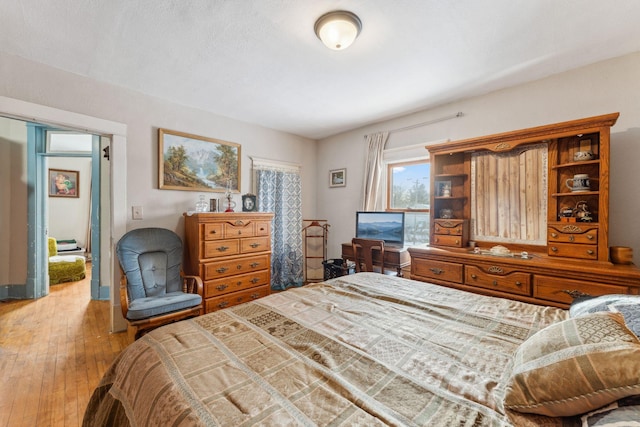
(0, 266, 131, 427)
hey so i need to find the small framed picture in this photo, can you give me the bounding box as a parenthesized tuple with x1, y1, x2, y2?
(242, 194, 257, 212)
(329, 168, 346, 188)
(49, 169, 79, 198)
(437, 180, 451, 197)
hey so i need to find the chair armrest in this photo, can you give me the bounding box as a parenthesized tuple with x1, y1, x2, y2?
(119, 273, 130, 319)
(181, 273, 204, 297)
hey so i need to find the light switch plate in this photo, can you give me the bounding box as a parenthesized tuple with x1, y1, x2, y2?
(132, 206, 143, 220)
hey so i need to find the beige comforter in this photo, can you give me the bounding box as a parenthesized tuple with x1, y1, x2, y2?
(84, 273, 576, 426)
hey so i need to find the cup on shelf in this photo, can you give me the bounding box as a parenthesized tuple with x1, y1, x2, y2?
(565, 174, 590, 192)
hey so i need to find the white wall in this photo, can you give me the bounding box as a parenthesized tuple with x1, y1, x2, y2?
(0, 117, 27, 285)
(47, 157, 92, 249)
(318, 52, 640, 264)
(0, 51, 317, 284)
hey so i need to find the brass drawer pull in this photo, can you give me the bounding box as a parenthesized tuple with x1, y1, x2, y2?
(250, 277, 260, 284)
(515, 281, 522, 287)
(217, 245, 229, 252)
(210, 230, 217, 235)
(551, 232, 558, 238)
(250, 243, 260, 248)
(551, 246, 558, 252)
(216, 267, 229, 273)
(587, 234, 594, 240)
(251, 293, 260, 299)
(430, 268, 444, 275)
(569, 235, 575, 242)
(587, 249, 594, 255)
(237, 230, 243, 235)
(471, 274, 477, 279)
(216, 284, 228, 291)
(237, 264, 242, 270)
(250, 262, 260, 268)
(492, 280, 498, 286)
(217, 301, 229, 308)
(562, 289, 590, 299)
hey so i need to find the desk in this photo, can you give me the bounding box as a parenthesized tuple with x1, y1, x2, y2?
(341, 243, 410, 277)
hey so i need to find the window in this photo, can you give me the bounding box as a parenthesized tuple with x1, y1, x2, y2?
(386, 159, 430, 246)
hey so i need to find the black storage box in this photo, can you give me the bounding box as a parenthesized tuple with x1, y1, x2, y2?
(322, 258, 354, 280)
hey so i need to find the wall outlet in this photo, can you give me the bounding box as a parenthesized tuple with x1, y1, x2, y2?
(132, 206, 143, 220)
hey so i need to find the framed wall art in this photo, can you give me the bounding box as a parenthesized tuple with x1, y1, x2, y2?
(329, 168, 346, 188)
(158, 128, 241, 193)
(49, 169, 79, 198)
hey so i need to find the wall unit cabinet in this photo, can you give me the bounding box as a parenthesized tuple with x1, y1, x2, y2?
(411, 113, 640, 307)
(183, 212, 273, 313)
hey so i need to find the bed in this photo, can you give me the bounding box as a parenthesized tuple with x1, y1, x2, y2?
(83, 273, 640, 426)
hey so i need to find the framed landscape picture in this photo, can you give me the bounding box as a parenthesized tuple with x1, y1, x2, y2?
(158, 128, 241, 193)
(49, 169, 79, 198)
(329, 168, 346, 188)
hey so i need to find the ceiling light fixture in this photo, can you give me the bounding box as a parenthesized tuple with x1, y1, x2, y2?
(314, 11, 362, 51)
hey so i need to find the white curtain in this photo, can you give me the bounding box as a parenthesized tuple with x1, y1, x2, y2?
(362, 131, 389, 210)
(252, 158, 303, 290)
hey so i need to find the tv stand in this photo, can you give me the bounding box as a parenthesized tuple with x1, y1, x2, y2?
(341, 243, 410, 277)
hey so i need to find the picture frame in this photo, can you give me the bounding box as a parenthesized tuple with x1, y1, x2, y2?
(158, 128, 241, 193)
(329, 168, 346, 188)
(49, 169, 79, 198)
(242, 194, 257, 212)
(437, 180, 451, 197)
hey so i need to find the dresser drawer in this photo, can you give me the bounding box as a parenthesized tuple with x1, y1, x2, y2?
(241, 236, 270, 254)
(548, 242, 598, 260)
(203, 239, 241, 258)
(205, 285, 270, 312)
(255, 221, 271, 237)
(434, 220, 465, 236)
(412, 259, 463, 283)
(203, 254, 271, 280)
(534, 275, 628, 305)
(204, 270, 270, 298)
(224, 220, 254, 237)
(465, 265, 531, 296)
(431, 234, 464, 247)
(202, 223, 224, 240)
(547, 224, 598, 244)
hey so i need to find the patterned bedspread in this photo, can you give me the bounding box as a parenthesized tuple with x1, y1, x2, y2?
(84, 273, 578, 426)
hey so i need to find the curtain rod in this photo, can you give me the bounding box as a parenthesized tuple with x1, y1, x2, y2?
(388, 112, 463, 134)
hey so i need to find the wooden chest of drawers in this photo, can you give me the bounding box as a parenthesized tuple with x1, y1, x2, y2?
(409, 246, 640, 309)
(432, 219, 469, 248)
(183, 212, 274, 314)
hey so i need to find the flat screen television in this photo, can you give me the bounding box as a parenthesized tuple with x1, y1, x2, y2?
(355, 211, 405, 247)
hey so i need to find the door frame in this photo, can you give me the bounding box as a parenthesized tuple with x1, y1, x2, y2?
(0, 96, 128, 332)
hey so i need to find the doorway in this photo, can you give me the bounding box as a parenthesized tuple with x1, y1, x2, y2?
(0, 95, 128, 332)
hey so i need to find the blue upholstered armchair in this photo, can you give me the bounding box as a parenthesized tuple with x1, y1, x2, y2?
(116, 228, 203, 339)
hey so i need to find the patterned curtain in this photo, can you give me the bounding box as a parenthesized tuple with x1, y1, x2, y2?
(255, 168, 303, 291)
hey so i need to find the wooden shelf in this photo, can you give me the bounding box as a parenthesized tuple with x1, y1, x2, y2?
(552, 159, 600, 169)
(552, 191, 599, 197)
(435, 173, 468, 179)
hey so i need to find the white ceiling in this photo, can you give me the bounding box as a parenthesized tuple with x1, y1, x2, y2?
(2, 0, 640, 140)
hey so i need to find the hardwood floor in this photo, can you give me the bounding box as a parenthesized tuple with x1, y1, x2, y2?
(0, 266, 131, 427)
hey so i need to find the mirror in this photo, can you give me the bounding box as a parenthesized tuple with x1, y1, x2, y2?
(470, 143, 547, 245)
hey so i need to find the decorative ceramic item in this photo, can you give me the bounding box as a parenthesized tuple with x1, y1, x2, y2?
(573, 151, 595, 162)
(439, 208, 453, 219)
(565, 173, 590, 192)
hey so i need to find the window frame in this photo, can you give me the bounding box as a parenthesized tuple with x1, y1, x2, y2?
(385, 158, 431, 213)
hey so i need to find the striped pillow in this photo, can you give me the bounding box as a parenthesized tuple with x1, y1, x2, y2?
(504, 311, 640, 417)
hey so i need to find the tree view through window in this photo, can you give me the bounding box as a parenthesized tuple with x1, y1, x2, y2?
(387, 160, 430, 246)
